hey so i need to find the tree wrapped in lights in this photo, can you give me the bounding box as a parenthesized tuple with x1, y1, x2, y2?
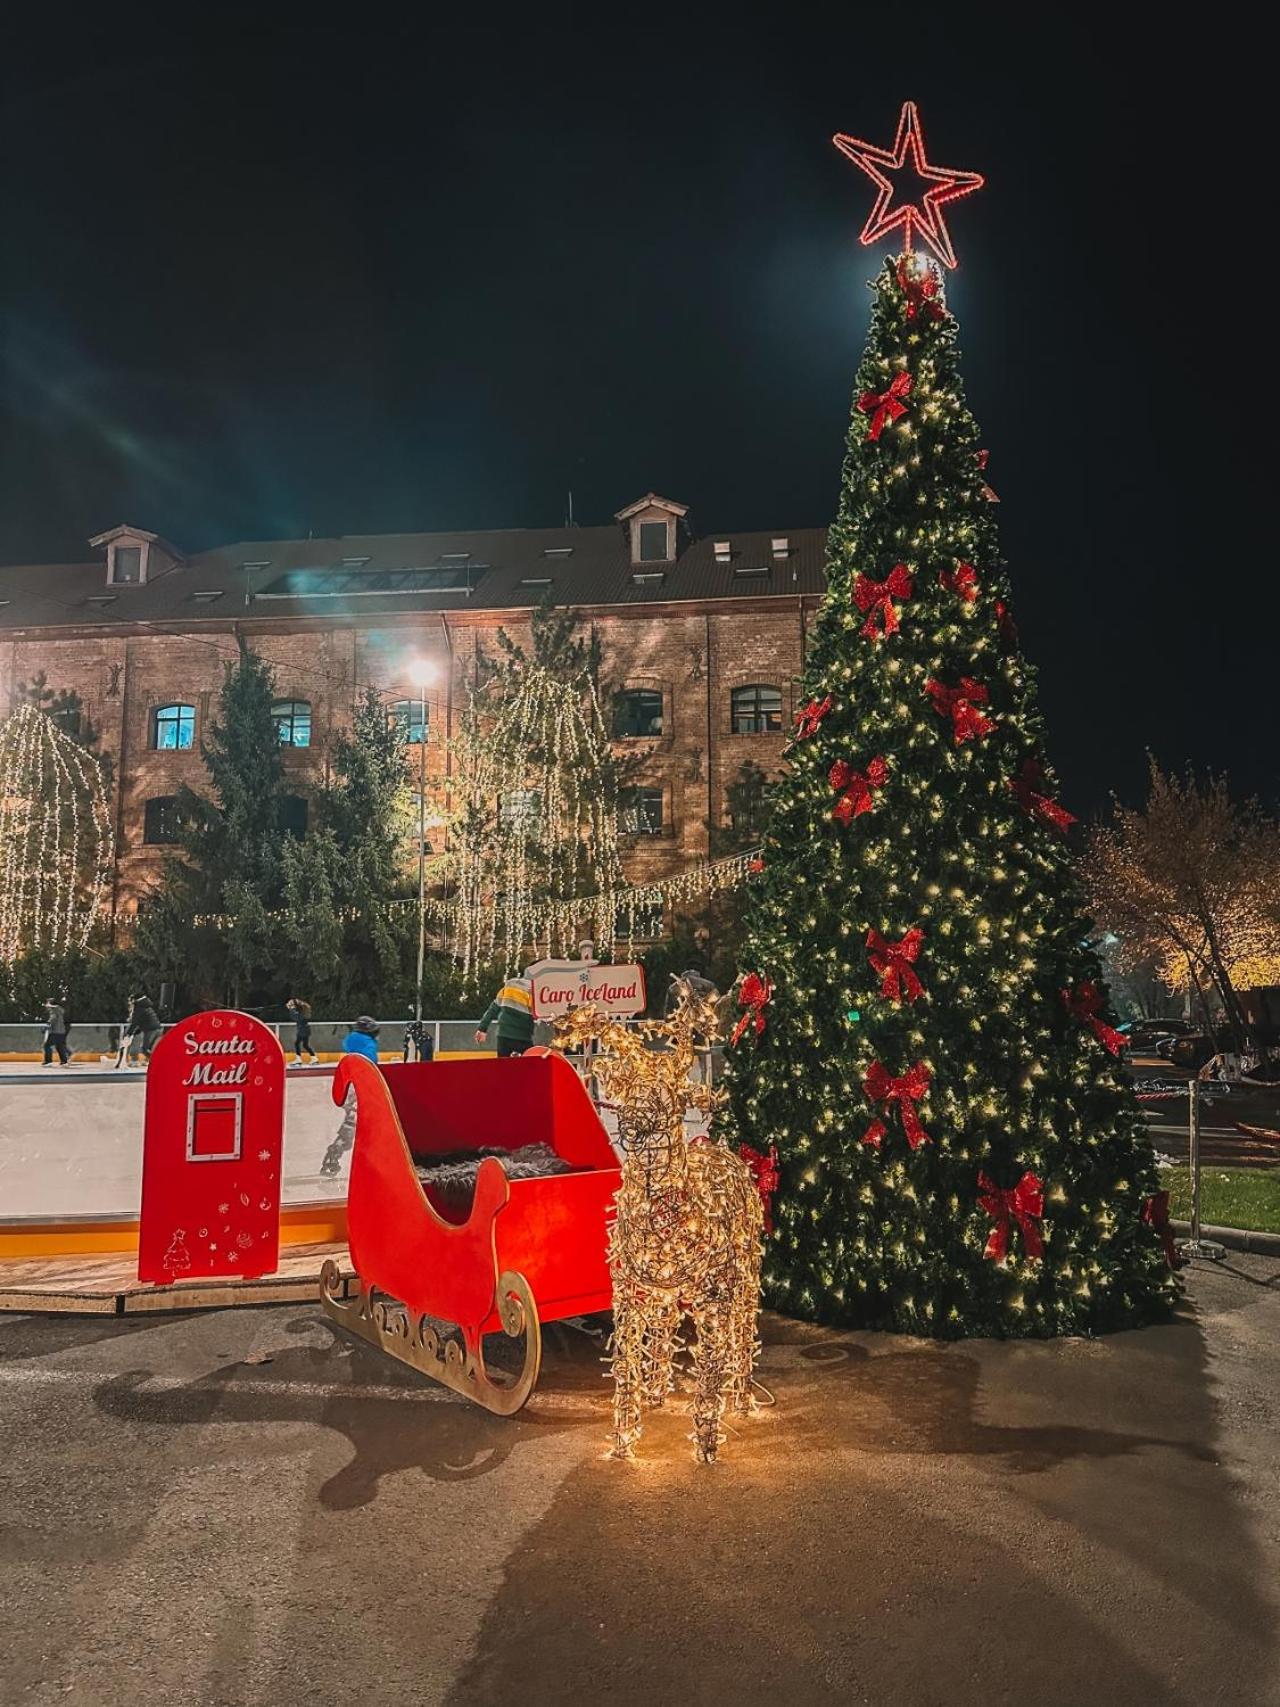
(451, 604, 627, 978)
(0, 704, 114, 964)
(721, 255, 1176, 1337)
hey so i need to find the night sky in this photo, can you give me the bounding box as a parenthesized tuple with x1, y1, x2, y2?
(1, 9, 1264, 815)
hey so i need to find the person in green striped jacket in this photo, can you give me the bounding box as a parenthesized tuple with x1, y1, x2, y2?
(474, 975, 535, 1057)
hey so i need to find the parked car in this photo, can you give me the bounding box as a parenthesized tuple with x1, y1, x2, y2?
(1123, 1018, 1191, 1050)
(1168, 1033, 1219, 1073)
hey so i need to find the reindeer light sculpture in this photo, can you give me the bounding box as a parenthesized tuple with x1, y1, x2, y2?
(552, 976, 764, 1463)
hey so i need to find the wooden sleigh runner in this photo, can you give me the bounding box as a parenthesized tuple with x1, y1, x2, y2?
(320, 1052, 621, 1414)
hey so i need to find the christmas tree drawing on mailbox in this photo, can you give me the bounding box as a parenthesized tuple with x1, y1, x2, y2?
(138, 1010, 286, 1284)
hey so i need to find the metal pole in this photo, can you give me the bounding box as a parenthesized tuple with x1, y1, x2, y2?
(1178, 1075, 1225, 1263)
(415, 692, 427, 1023)
(1189, 1078, 1201, 1243)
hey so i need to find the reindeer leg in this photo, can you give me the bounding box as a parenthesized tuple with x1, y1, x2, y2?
(728, 1240, 764, 1416)
(641, 1290, 682, 1409)
(690, 1296, 730, 1464)
(609, 1279, 647, 1460)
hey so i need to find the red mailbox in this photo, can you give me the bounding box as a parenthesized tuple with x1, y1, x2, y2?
(137, 1009, 286, 1284)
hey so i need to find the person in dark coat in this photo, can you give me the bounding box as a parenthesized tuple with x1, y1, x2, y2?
(125, 993, 164, 1063)
(286, 996, 319, 1065)
(42, 998, 70, 1066)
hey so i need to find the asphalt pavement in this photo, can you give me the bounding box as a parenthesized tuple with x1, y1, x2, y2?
(3, 1257, 1278, 1706)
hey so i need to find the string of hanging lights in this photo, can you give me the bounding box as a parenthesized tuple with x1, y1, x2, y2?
(0, 705, 115, 965)
(89, 846, 762, 953)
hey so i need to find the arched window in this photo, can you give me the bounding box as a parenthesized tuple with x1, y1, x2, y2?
(278, 795, 309, 838)
(272, 699, 312, 748)
(730, 684, 783, 735)
(618, 787, 664, 836)
(389, 698, 428, 743)
(613, 688, 663, 738)
(143, 796, 182, 845)
(152, 703, 195, 750)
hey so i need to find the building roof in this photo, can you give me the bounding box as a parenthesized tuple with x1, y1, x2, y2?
(0, 520, 828, 630)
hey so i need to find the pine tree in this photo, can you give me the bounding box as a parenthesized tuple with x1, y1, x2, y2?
(721, 255, 1176, 1339)
(137, 643, 289, 1006)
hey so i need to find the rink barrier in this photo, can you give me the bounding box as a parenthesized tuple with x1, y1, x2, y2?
(0, 1018, 489, 1063)
(0, 1200, 350, 1262)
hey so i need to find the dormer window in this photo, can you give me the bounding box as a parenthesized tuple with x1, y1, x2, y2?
(638, 523, 669, 562)
(89, 525, 183, 588)
(614, 493, 688, 567)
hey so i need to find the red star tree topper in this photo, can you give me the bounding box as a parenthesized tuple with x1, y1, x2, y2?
(833, 100, 983, 268)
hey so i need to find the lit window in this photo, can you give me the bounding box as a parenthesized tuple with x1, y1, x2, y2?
(272, 699, 312, 748)
(614, 900, 664, 941)
(152, 703, 195, 750)
(731, 684, 783, 734)
(143, 796, 182, 845)
(618, 787, 664, 835)
(500, 789, 542, 830)
(389, 698, 428, 743)
(111, 545, 142, 584)
(613, 688, 663, 738)
(638, 522, 669, 562)
(278, 795, 308, 838)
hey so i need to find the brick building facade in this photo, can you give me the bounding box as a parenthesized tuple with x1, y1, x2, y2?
(0, 495, 826, 921)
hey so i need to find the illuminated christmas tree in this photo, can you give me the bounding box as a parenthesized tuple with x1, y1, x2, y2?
(721, 106, 1177, 1337)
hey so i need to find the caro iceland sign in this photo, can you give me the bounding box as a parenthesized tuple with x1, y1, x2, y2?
(529, 960, 647, 1018)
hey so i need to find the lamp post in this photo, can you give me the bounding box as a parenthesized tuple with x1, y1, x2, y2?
(409, 661, 438, 1024)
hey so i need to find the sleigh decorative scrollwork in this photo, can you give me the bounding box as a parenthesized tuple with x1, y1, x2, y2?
(320, 1052, 620, 1415)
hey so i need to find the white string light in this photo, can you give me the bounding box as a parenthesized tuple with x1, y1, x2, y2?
(0, 705, 115, 965)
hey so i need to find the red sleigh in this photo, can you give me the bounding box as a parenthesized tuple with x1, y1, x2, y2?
(319, 1052, 620, 1413)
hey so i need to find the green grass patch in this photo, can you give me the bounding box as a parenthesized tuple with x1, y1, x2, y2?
(1161, 1166, 1280, 1233)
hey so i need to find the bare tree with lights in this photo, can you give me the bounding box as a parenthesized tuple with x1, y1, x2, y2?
(451, 602, 629, 978)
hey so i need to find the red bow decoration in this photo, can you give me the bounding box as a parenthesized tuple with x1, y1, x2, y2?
(939, 561, 979, 604)
(853, 565, 913, 639)
(739, 1144, 781, 1234)
(897, 256, 946, 322)
(995, 599, 1019, 649)
(1062, 982, 1126, 1056)
(925, 676, 997, 744)
(866, 926, 926, 1003)
(976, 448, 1000, 502)
(829, 755, 889, 824)
(794, 694, 833, 740)
(978, 1170, 1045, 1262)
(862, 1060, 932, 1150)
(748, 856, 765, 873)
(1142, 1190, 1185, 1270)
(1009, 759, 1076, 834)
(857, 371, 912, 441)
(731, 973, 773, 1046)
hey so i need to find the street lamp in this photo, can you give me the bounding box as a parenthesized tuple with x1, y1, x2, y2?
(409, 659, 438, 1024)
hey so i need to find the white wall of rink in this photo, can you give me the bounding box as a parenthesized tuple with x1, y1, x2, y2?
(0, 1068, 345, 1221)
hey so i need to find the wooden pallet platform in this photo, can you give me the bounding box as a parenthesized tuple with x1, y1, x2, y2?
(0, 1241, 353, 1316)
